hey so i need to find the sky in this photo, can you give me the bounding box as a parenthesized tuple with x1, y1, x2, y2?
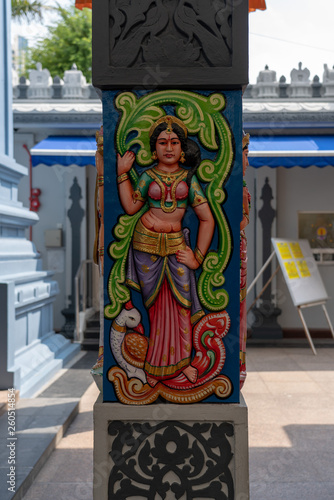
(11, 0, 334, 84)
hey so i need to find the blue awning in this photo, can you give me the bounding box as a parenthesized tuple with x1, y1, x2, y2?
(31, 136, 96, 167)
(249, 136, 334, 168)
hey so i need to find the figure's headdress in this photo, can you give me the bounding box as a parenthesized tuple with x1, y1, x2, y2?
(149, 115, 188, 138)
(242, 131, 250, 150)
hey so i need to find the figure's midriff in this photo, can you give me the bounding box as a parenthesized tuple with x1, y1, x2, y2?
(141, 208, 185, 233)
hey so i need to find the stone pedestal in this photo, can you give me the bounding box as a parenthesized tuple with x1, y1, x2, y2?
(93, 396, 249, 499)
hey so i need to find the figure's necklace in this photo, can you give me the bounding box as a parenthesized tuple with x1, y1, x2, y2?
(153, 167, 184, 186)
(148, 168, 188, 213)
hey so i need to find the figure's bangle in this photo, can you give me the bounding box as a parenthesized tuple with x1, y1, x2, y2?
(194, 247, 204, 265)
(117, 173, 129, 184)
(97, 175, 104, 186)
(98, 246, 104, 257)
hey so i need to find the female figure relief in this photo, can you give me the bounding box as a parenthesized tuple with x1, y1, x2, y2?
(116, 116, 215, 388)
(240, 132, 251, 389)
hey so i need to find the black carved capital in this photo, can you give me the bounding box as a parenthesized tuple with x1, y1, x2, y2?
(93, 0, 248, 89)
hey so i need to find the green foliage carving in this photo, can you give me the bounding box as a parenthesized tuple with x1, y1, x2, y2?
(105, 90, 234, 319)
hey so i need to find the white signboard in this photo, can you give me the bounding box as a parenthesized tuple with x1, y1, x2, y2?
(272, 238, 328, 307)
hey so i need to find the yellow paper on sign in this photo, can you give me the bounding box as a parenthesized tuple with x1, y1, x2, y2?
(278, 242, 292, 260)
(290, 242, 304, 259)
(297, 259, 311, 278)
(284, 261, 299, 279)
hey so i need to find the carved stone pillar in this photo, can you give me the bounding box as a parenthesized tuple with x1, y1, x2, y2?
(92, 1, 250, 498)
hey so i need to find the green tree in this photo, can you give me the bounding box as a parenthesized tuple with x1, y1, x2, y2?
(12, 0, 44, 22)
(26, 6, 92, 81)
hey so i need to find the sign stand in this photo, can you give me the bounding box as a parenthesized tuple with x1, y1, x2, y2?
(248, 241, 334, 355)
(297, 301, 334, 355)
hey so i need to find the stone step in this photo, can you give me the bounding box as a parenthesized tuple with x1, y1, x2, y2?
(81, 338, 99, 351)
(83, 327, 100, 339)
(1, 351, 97, 500)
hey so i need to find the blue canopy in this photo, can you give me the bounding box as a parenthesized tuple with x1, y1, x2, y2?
(31, 136, 96, 167)
(249, 136, 334, 168)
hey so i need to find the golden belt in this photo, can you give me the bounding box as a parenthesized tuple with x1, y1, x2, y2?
(133, 219, 186, 257)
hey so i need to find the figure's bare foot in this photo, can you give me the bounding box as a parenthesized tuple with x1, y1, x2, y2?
(183, 365, 198, 383)
(147, 376, 159, 388)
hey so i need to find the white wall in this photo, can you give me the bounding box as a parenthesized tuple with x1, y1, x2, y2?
(276, 165, 334, 330)
(16, 133, 88, 330)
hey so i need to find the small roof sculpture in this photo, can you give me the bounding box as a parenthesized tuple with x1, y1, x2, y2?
(249, 0, 267, 11)
(75, 0, 92, 9)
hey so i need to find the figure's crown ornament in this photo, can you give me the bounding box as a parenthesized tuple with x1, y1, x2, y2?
(149, 115, 188, 138)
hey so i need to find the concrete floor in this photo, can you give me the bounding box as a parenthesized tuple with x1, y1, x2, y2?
(21, 345, 334, 500)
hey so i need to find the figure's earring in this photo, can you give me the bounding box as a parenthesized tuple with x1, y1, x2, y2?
(180, 151, 186, 163)
(151, 151, 157, 160)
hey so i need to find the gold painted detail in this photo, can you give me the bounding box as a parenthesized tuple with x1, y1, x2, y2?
(112, 321, 127, 333)
(240, 351, 246, 364)
(150, 255, 158, 263)
(240, 287, 247, 302)
(126, 278, 141, 292)
(192, 193, 207, 208)
(190, 309, 205, 325)
(149, 115, 188, 138)
(144, 357, 190, 378)
(194, 247, 204, 265)
(132, 189, 145, 202)
(177, 267, 185, 276)
(147, 168, 188, 212)
(108, 367, 233, 405)
(117, 172, 129, 184)
(133, 219, 186, 257)
(141, 264, 150, 273)
(183, 284, 190, 292)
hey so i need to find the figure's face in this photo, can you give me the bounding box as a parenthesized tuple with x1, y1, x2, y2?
(242, 147, 249, 176)
(155, 131, 182, 165)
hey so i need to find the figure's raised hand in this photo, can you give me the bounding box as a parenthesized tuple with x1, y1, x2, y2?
(176, 246, 199, 270)
(117, 151, 136, 175)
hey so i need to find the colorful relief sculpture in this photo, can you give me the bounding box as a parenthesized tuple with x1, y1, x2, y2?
(91, 127, 104, 391)
(239, 132, 251, 389)
(103, 89, 241, 404)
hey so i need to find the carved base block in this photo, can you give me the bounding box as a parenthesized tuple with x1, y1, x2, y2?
(93, 397, 249, 499)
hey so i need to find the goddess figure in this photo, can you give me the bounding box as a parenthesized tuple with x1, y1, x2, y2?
(116, 116, 215, 388)
(240, 132, 251, 388)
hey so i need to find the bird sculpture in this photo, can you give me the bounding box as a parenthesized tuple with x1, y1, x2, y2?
(109, 301, 148, 384)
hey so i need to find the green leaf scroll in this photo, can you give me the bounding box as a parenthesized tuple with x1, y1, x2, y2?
(104, 90, 234, 319)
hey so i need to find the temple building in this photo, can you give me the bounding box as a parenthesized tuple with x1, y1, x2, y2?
(12, 61, 334, 344)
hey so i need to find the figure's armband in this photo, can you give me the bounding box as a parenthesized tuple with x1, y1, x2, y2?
(132, 171, 151, 203)
(189, 175, 208, 208)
